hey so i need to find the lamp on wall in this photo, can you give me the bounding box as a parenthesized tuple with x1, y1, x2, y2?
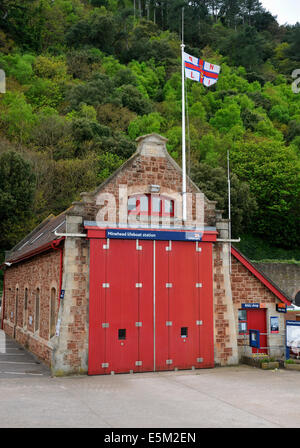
(149, 184, 160, 193)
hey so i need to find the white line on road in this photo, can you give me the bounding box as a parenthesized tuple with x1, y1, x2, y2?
(0, 361, 37, 365)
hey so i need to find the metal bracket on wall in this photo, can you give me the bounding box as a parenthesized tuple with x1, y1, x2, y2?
(136, 239, 142, 251)
(135, 322, 142, 327)
(102, 363, 109, 368)
(166, 241, 172, 251)
(103, 239, 110, 250)
(135, 283, 143, 288)
(166, 283, 172, 288)
(166, 359, 173, 365)
(196, 242, 202, 252)
(166, 321, 172, 326)
(196, 320, 203, 326)
(102, 323, 109, 328)
(102, 283, 110, 288)
(135, 361, 142, 366)
(197, 358, 203, 363)
(196, 283, 202, 288)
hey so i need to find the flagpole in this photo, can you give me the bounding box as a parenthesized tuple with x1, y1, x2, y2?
(227, 149, 232, 274)
(181, 7, 187, 222)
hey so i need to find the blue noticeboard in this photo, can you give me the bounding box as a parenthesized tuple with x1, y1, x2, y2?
(249, 329, 260, 348)
(286, 320, 300, 360)
(105, 229, 203, 241)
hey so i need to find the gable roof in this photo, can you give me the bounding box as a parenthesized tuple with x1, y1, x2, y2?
(231, 245, 291, 305)
(5, 212, 66, 264)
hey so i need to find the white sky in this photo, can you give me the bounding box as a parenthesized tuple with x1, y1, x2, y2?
(260, 0, 300, 25)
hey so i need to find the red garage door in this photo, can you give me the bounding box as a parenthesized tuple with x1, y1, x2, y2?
(88, 238, 214, 375)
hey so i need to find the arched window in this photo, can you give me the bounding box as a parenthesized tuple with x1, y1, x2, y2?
(24, 288, 28, 328)
(50, 288, 56, 338)
(35, 288, 40, 333)
(128, 194, 174, 217)
(15, 288, 19, 325)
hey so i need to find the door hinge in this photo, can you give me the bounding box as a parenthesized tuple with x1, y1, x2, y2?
(135, 283, 143, 288)
(166, 321, 172, 326)
(196, 283, 202, 288)
(135, 322, 142, 327)
(102, 323, 109, 328)
(135, 360, 142, 366)
(196, 320, 203, 326)
(102, 283, 110, 288)
(103, 239, 110, 250)
(102, 362, 109, 368)
(166, 283, 172, 288)
(166, 359, 173, 365)
(196, 242, 202, 252)
(136, 239, 142, 251)
(166, 241, 172, 251)
(197, 357, 203, 363)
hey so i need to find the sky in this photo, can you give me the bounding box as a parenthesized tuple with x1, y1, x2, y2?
(260, 0, 300, 25)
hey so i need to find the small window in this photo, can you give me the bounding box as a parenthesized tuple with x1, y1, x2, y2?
(128, 196, 137, 212)
(35, 288, 40, 332)
(152, 196, 161, 213)
(50, 288, 56, 338)
(24, 288, 28, 328)
(128, 194, 174, 218)
(238, 309, 247, 334)
(181, 327, 188, 338)
(118, 329, 126, 340)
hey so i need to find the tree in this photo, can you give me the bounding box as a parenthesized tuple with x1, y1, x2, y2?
(231, 136, 300, 248)
(191, 161, 257, 237)
(0, 151, 36, 252)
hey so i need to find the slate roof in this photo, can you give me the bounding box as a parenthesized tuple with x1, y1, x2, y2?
(5, 212, 66, 263)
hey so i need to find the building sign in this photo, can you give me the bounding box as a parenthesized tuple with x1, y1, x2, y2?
(242, 303, 260, 309)
(286, 320, 300, 360)
(276, 303, 287, 313)
(270, 316, 279, 334)
(105, 229, 203, 241)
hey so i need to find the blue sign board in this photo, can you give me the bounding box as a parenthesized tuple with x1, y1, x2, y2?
(286, 320, 300, 360)
(249, 329, 260, 349)
(105, 229, 203, 242)
(60, 290, 65, 299)
(242, 303, 260, 309)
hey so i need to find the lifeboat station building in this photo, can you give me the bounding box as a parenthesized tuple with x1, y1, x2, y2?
(1, 134, 291, 375)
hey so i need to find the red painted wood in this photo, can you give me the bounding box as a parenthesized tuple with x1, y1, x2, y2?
(88, 236, 215, 375)
(168, 242, 198, 370)
(198, 243, 214, 367)
(155, 241, 170, 371)
(105, 239, 139, 374)
(88, 239, 107, 375)
(137, 240, 154, 372)
(247, 309, 268, 354)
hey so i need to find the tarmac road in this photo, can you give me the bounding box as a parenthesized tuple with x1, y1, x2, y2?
(1, 330, 300, 429)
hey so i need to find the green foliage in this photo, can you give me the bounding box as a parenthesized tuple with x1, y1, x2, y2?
(0, 0, 299, 262)
(0, 151, 36, 252)
(128, 112, 165, 140)
(231, 137, 300, 248)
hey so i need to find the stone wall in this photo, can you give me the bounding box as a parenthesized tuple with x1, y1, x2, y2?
(253, 262, 300, 302)
(2, 249, 61, 365)
(231, 256, 286, 359)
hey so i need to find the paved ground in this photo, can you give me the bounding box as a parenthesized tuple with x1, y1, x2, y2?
(1, 330, 300, 429)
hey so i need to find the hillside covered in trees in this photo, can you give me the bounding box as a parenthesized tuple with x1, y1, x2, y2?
(0, 0, 299, 267)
